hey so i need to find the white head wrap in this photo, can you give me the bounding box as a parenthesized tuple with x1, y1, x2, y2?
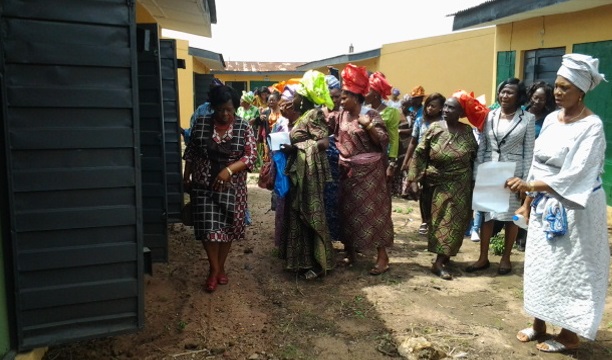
(557, 53, 607, 93)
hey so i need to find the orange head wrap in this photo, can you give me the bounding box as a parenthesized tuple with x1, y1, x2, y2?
(341, 63, 369, 97)
(369, 72, 392, 100)
(451, 90, 489, 131)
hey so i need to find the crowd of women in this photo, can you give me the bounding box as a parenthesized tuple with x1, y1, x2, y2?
(181, 53, 608, 353)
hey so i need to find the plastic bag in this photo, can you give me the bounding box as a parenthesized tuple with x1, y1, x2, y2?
(272, 151, 290, 198)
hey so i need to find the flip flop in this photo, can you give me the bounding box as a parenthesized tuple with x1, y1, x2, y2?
(516, 328, 543, 342)
(369, 265, 390, 276)
(431, 266, 452, 280)
(301, 269, 323, 280)
(536, 339, 580, 353)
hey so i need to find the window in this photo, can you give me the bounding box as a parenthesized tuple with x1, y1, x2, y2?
(523, 47, 565, 88)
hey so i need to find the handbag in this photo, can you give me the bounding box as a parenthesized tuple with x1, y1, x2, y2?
(181, 201, 193, 226)
(257, 161, 275, 190)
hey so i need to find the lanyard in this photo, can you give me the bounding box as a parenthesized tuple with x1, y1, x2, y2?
(492, 109, 522, 153)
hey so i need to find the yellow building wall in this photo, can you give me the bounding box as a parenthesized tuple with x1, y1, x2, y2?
(494, 4, 612, 93)
(175, 39, 195, 131)
(135, 2, 156, 23)
(379, 28, 495, 102)
(304, 58, 380, 76)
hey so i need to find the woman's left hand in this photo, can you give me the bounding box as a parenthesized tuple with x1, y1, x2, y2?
(505, 177, 529, 193)
(212, 168, 232, 191)
(279, 143, 296, 154)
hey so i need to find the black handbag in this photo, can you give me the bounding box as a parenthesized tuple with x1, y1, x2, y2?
(181, 201, 193, 226)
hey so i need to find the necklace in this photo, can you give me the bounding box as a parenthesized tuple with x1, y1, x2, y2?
(560, 106, 586, 123)
(214, 122, 231, 131)
(501, 110, 516, 118)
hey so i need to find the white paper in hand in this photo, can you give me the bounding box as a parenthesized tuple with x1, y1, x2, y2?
(268, 132, 291, 151)
(472, 162, 516, 212)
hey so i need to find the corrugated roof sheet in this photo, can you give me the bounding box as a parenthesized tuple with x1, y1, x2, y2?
(223, 61, 305, 72)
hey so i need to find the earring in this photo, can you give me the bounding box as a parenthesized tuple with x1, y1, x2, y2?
(579, 97, 583, 102)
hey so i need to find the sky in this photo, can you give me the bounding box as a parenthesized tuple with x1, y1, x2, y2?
(162, 0, 487, 63)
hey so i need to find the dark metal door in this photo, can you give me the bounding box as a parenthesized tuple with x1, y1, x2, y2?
(160, 39, 183, 223)
(137, 24, 168, 262)
(0, 0, 143, 350)
(194, 73, 214, 109)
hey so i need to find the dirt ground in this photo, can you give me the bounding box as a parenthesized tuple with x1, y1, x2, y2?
(44, 174, 612, 360)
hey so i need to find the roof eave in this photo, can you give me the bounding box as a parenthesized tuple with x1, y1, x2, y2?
(138, 0, 216, 38)
(452, 0, 570, 30)
(296, 48, 381, 71)
(189, 47, 225, 70)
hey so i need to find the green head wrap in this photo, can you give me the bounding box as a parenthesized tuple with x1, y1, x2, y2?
(241, 91, 255, 105)
(296, 70, 334, 110)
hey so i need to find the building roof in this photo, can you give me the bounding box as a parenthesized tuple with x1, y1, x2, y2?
(296, 48, 381, 71)
(189, 47, 225, 70)
(211, 61, 306, 75)
(452, 0, 612, 30)
(138, 0, 216, 37)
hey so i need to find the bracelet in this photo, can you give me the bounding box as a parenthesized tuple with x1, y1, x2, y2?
(528, 181, 535, 192)
(365, 122, 375, 130)
(226, 167, 233, 176)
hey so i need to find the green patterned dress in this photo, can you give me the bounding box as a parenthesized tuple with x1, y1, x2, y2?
(407, 121, 477, 256)
(279, 108, 335, 272)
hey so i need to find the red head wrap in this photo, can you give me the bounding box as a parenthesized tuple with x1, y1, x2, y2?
(451, 90, 489, 131)
(369, 72, 392, 100)
(341, 64, 369, 97)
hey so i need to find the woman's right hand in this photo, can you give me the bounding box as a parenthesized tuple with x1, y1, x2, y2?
(183, 178, 191, 193)
(403, 181, 419, 200)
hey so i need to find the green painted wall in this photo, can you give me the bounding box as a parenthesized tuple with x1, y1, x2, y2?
(0, 217, 11, 354)
(573, 40, 612, 205)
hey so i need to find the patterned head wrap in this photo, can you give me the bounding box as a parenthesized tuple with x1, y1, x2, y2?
(341, 63, 369, 97)
(411, 85, 425, 97)
(281, 84, 299, 103)
(451, 90, 489, 131)
(241, 91, 255, 105)
(369, 72, 392, 100)
(296, 70, 334, 110)
(392, 88, 401, 96)
(557, 53, 607, 93)
(325, 75, 341, 90)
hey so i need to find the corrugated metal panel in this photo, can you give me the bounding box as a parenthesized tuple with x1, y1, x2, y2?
(194, 73, 214, 110)
(0, 0, 143, 350)
(137, 24, 168, 262)
(160, 39, 184, 223)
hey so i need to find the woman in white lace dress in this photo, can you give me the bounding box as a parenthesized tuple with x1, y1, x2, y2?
(506, 54, 608, 353)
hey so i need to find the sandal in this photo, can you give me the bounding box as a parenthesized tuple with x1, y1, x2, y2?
(418, 223, 428, 235)
(516, 328, 543, 343)
(536, 339, 580, 353)
(431, 266, 452, 280)
(205, 276, 218, 293)
(369, 265, 390, 276)
(217, 274, 229, 285)
(301, 269, 322, 280)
